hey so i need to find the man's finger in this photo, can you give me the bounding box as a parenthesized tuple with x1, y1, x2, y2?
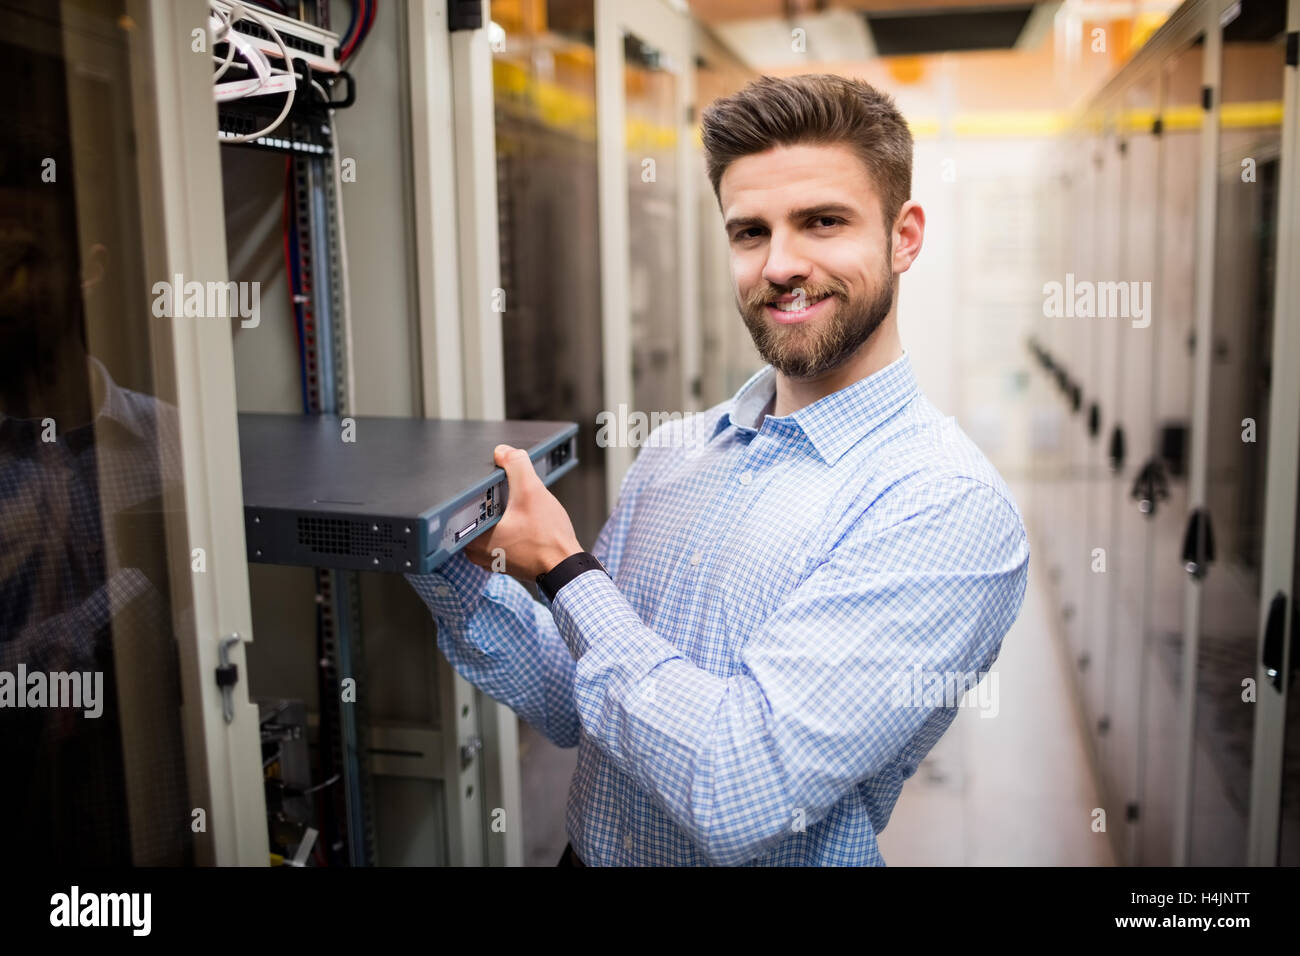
(494, 444, 540, 495)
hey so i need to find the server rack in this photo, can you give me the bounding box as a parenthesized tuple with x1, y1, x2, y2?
(1028, 0, 1300, 865)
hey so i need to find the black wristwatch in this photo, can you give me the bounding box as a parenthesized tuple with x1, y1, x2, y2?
(536, 551, 608, 602)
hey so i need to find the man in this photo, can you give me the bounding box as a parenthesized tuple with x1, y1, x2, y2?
(407, 74, 1029, 866)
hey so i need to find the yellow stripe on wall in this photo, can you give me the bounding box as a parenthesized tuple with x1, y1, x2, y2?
(492, 60, 1285, 147)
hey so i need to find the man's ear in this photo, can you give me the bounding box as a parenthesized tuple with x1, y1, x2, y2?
(891, 200, 925, 274)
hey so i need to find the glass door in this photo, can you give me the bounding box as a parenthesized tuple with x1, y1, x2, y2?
(1082, 108, 1124, 742)
(1103, 74, 1161, 866)
(1058, 118, 1102, 673)
(596, 0, 695, 503)
(1248, 0, 1300, 869)
(1268, 468, 1300, 864)
(1185, 2, 1288, 865)
(625, 34, 683, 418)
(0, 0, 263, 864)
(490, 0, 609, 550)
(1138, 37, 1203, 866)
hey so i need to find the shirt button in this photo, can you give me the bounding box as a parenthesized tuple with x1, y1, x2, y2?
(739, 471, 752, 486)
(624, 834, 634, 851)
(689, 552, 702, 566)
(435, 584, 452, 597)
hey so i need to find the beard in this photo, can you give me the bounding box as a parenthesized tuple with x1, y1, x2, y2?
(737, 255, 895, 380)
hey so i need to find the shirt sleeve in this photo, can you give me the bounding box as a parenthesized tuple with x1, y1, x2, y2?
(403, 431, 668, 749)
(547, 475, 1030, 866)
(406, 553, 582, 748)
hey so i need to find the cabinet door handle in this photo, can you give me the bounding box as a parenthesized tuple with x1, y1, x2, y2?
(1108, 425, 1126, 471)
(1181, 507, 1215, 579)
(1130, 458, 1168, 516)
(1261, 591, 1288, 692)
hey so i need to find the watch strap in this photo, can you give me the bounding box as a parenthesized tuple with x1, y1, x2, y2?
(536, 551, 607, 602)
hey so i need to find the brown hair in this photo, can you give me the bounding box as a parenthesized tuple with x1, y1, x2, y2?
(700, 74, 913, 231)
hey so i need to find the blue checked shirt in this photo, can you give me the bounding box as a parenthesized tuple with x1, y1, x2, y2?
(407, 350, 1029, 866)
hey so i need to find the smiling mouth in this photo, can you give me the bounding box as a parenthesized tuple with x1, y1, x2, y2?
(765, 293, 833, 322)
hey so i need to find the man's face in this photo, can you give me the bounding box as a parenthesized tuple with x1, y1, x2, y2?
(0, 187, 80, 369)
(720, 142, 897, 379)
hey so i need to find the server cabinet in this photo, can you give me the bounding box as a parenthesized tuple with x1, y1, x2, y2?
(1101, 74, 1163, 866)
(1189, 5, 1289, 865)
(1135, 37, 1205, 867)
(1037, 0, 1300, 866)
(1081, 110, 1126, 742)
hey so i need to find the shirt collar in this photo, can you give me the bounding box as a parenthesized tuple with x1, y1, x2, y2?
(90, 356, 151, 442)
(713, 349, 919, 465)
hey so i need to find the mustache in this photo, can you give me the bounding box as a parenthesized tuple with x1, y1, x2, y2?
(741, 280, 849, 312)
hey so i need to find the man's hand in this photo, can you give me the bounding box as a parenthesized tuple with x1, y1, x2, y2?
(463, 444, 583, 580)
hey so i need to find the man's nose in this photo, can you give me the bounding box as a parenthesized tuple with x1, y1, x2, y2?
(761, 230, 812, 288)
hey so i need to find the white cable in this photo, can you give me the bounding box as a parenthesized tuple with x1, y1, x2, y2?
(211, 4, 272, 89)
(218, 18, 273, 91)
(212, 1, 298, 145)
(215, 73, 296, 103)
(210, 8, 238, 81)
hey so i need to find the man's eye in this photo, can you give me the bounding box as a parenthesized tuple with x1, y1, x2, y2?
(733, 228, 763, 241)
(814, 216, 842, 228)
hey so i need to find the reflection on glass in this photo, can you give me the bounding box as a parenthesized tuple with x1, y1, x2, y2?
(624, 32, 682, 416)
(492, 0, 607, 546)
(695, 47, 759, 407)
(0, 0, 196, 864)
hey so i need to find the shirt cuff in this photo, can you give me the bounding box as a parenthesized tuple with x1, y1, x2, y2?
(405, 551, 494, 620)
(549, 567, 647, 659)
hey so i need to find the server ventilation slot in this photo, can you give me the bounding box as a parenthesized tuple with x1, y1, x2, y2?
(297, 517, 398, 557)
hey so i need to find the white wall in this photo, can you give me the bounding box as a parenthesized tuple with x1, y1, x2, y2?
(901, 136, 1060, 475)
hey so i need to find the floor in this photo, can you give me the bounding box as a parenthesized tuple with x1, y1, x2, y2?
(518, 719, 578, 867)
(517, 518, 1115, 867)
(875, 534, 1115, 866)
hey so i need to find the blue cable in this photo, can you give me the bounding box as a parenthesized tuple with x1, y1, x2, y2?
(341, 0, 359, 56)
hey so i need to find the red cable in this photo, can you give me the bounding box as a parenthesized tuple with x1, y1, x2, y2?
(340, 0, 367, 63)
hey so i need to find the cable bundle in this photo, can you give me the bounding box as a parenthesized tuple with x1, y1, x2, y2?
(340, 0, 377, 65)
(210, 1, 298, 143)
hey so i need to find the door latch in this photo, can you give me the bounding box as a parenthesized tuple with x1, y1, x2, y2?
(1181, 508, 1215, 579)
(217, 633, 241, 724)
